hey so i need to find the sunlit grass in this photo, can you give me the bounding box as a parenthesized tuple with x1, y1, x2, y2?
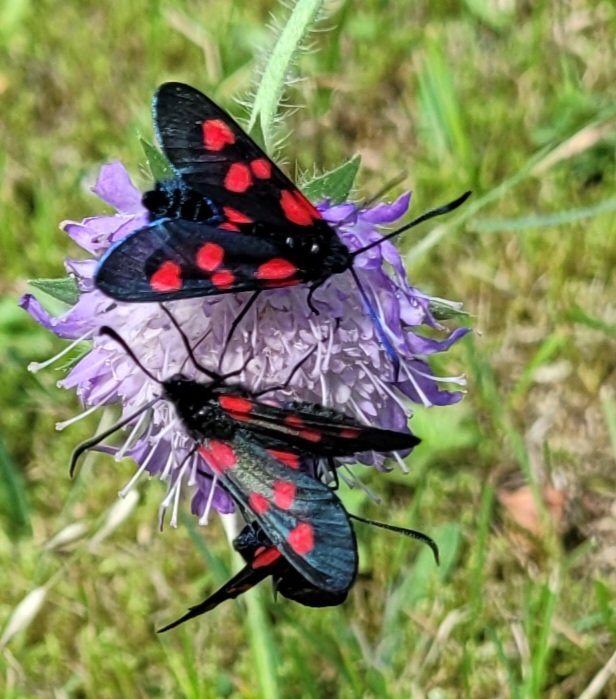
(1, 1, 615, 697)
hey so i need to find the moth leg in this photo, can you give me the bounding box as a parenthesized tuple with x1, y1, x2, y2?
(218, 290, 262, 371)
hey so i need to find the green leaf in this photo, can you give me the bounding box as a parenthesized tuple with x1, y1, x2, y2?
(247, 0, 325, 152)
(140, 137, 173, 181)
(29, 277, 79, 306)
(429, 298, 471, 321)
(302, 155, 361, 204)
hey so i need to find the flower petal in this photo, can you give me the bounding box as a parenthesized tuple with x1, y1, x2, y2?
(91, 160, 146, 213)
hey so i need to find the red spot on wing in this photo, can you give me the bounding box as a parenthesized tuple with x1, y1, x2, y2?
(267, 449, 300, 470)
(211, 269, 235, 289)
(150, 260, 182, 291)
(202, 119, 235, 151)
(273, 480, 296, 510)
(227, 412, 251, 423)
(299, 429, 322, 443)
(288, 522, 315, 555)
(255, 258, 298, 281)
(249, 492, 269, 514)
(250, 158, 272, 179)
(219, 222, 240, 232)
(279, 190, 321, 226)
(252, 547, 282, 569)
(225, 163, 253, 193)
(198, 441, 237, 474)
(340, 427, 362, 439)
(223, 206, 253, 224)
(218, 395, 254, 415)
(196, 242, 224, 272)
(284, 415, 322, 443)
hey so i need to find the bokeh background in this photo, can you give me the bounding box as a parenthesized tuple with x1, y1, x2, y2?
(1, 1, 615, 697)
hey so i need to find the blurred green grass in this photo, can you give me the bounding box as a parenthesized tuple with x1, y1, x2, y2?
(1, 1, 615, 697)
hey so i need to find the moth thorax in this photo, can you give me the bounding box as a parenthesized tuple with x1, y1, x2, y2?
(143, 180, 217, 223)
(142, 186, 170, 218)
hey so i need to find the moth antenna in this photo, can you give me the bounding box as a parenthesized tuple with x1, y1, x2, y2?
(159, 304, 220, 380)
(99, 326, 163, 385)
(69, 398, 159, 478)
(349, 513, 440, 565)
(350, 190, 471, 259)
(159, 304, 255, 386)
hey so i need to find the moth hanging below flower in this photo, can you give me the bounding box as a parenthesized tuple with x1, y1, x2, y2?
(158, 515, 438, 631)
(94, 82, 471, 374)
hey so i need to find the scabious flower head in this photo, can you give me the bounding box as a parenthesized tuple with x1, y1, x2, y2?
(21, 161, 469, 527)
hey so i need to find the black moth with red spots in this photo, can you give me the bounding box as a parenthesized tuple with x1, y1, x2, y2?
(161, 374, 418, 594)
(95, 82, 469, 305)
(80, 326, 419, 604)
(163, 375, 420, 458)
(95, 82, 351, 301)
(158, 520, 352, 633)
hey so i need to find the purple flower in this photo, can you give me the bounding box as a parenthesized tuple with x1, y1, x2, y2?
(22, 161, 469, 527)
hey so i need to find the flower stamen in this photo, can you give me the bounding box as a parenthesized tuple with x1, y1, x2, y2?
(28, 329, 95, 373)
(199, 472, 219, 525)
(56, 402, 103, 431)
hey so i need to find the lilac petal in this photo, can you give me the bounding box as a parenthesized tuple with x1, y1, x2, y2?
(91, 161, 145, 213)
(320, 202, 357, 225)
(405, 326, 472, 355)
(65, 258, 96, 280)
(64, 259, 97, 292)
(191, 482, 235, 517)
(398, 359, 466, 407)
(360, 192, 411, 224)
(62, 213, 149, 255)
(62, 217, 119, 254)
(59, 350, 112, 400)
(19, 294, 97, 340)
(398, 294, 429, 328)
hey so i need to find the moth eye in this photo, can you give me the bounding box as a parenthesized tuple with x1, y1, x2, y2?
(310, 243, 320, 254)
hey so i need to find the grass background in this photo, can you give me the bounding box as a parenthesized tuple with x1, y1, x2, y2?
(1, 0, 615, 697)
